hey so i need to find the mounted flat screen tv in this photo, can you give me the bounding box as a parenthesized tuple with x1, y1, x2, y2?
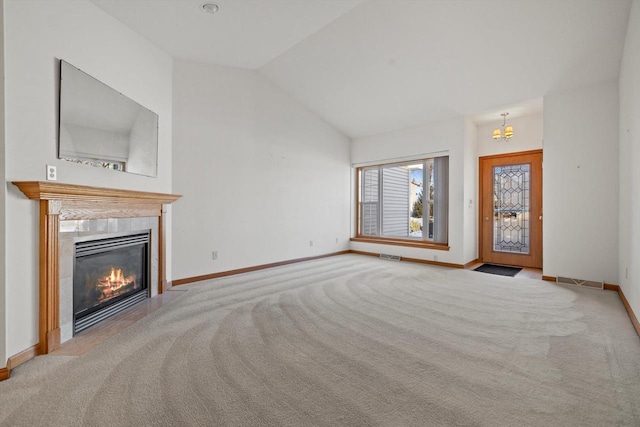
(58, 60, 159, 177)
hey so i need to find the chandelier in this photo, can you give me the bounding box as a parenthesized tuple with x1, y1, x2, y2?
(492, 112, 514, 141)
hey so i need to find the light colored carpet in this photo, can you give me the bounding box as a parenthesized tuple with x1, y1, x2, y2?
(1, 254, 639, 426)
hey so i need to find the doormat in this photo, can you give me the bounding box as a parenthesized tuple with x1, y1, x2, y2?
(474, 263, 522, 277)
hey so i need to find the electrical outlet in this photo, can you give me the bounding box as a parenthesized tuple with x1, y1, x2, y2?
(310, 240, 314, 247)
(434, 255, 438, 261)
(626, 267, 629, 279)
(46, 165, 57, 181)
(336, 237, 339, 244)
(212, 251, 218, 260)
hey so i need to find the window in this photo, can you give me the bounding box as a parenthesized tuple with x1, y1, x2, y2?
(356, 156, 449, 246)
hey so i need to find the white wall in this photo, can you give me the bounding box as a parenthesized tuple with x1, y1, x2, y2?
(0, 0, 6, 366)
(463, 117, 478, 263)
(619, 0, 640, 316)
(171, 60, 351, 280)
(476, 113, 544, 158)
(543, 80, 619, 284)
(3, 0, 173, 358)
(350, 116, 474, 265)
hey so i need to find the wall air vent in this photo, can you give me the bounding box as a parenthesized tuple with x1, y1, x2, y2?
(380, 253, 401, 261)
(556, 276, 603, 290)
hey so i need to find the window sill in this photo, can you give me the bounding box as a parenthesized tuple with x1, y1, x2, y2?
(350, 237, 450, 251)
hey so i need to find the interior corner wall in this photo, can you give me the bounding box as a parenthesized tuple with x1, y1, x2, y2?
(0, 0, 6, 366)
(3, 0, 173, 358)
(171, 60, 351, 281)
(463, 117, 478, 263)
(543, 80, 619, 284)
(349, 116, 468, 265)
(619, 0, 640, 315)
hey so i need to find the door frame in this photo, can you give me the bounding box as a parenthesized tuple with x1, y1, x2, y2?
(478, 149, 543, 268)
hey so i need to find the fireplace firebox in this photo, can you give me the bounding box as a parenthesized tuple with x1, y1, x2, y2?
(73, 231, 150, 334)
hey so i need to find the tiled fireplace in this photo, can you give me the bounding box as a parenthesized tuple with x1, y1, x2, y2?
(60, 220, 158, 341)
(12, 181, 180, 354)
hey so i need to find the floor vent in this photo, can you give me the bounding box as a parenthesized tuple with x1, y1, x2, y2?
(380, 253, 401, 261)
(556, 276, 603, 290)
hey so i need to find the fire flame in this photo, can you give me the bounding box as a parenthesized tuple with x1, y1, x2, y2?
(97, 267, 137, 300)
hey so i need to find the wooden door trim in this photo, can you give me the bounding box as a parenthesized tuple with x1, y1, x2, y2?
(478, 149, 542, 162)
(478, 149, 543, 267)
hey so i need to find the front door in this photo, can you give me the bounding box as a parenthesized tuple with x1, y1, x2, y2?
(479, 150, 542, 268)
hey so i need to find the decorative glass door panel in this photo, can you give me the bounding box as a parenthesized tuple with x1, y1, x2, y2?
(493, 164, 530, 254)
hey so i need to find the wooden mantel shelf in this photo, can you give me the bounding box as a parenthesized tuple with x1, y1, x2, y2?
(12, 181, 181, 204)
(10, 180, 181, 359)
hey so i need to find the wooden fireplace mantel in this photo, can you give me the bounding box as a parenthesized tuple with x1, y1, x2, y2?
(12, 181, 181, 355)
(13, 181, 180, 211)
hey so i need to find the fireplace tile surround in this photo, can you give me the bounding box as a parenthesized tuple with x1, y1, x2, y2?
(12, 181, 180, 355)
(59, 217, 159, 342)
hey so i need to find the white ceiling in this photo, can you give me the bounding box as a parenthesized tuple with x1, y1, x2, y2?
(91, 0, 632, 139)
(90, 0, 363, 69)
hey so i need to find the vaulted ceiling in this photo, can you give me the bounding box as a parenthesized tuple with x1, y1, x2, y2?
(91, 0, 632, 139)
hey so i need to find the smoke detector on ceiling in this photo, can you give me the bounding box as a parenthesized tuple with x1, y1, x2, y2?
(200, 3, 219, 14)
